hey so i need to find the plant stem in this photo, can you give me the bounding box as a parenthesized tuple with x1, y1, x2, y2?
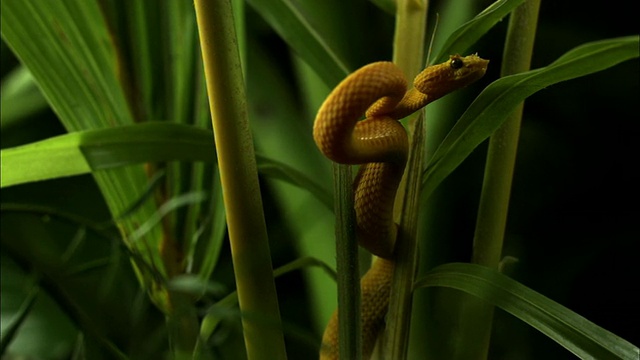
(473, 0, 541, 267)
(462, 0, 541, 359)
(383, 0, 428, 358)
(382, 114, 426, 360)
(193, 1, 287, 359)
(392, 0, 428, 83)
(473, 0, 540, 268)
(333, 163, 361, 360)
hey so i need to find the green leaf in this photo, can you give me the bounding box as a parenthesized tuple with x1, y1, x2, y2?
(246, 0, 350, 88)
(0, 274, 40, 352)
(1, 0, 134, 129)
(0, 123, 214, 187)
(415, 263, 640, 359)
(0, 122, 333, 213)
(198, 256, 337, 344)
(1, 0, 168, 276)
(1, 66, 49, 128)
(257, 158, 332, 210)
(432, 0, 526, 64)
(423, 35, 640, 199)
(0, 210, 164, 358)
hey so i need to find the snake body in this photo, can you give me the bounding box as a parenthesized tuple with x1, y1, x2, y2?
(313, 54, 488, 359)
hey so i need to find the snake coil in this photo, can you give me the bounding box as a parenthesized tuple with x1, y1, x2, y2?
(313, 54, 489, 360)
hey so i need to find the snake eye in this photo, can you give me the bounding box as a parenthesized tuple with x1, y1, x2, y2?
(450, 57, 464, 69)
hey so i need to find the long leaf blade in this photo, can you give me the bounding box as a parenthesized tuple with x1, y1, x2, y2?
(1, 0, 168, 274)
(1, 0, 134, 129)
(432, 0, 526, 64)
(415, 263, 639, 359)
(1, 123, 332, 209)
(423, 36, 640, 200)
(246, 0, 350, 88)
(0, 123, 212, 187)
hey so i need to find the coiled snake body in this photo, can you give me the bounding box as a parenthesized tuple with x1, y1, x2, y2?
(313, 54, 489, 359)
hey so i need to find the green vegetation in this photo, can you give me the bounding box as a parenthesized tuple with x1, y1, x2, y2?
(1, 0, 637, 359)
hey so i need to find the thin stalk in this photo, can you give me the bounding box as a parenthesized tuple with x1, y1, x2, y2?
(461, 1, 541, 359)
(333, 163, 361, 360)
(384, 1, 429, 358)
(193, 1, 287, 359)
(382, 115, 426, 360)
(392, 0, 428, 85)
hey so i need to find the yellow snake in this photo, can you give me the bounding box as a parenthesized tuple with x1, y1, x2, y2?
(313, 54, 489, 359)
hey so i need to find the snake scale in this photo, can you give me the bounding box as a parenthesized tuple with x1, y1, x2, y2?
(313, 54, 489, 359)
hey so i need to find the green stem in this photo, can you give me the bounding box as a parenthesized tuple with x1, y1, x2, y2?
(333, 163, 361, 360)
(194, 1, 287, 359)
(383, 0, 429, 358)
(473, 0, 541, 267)
(382, 114, 427, 360)
(392, 0, 428, 80)
(461, 1, 541, 359)
(473, 0, 540, 278)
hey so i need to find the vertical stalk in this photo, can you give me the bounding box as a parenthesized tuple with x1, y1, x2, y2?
(383, 0, 428, 358)
(461, 1, 541, 359)
(473, 0, 541, 267)
(194, 1, 287, 359)
(392, 0, 428, 84)
(382, 114, 426, 359)
(333, 163, 361, 360)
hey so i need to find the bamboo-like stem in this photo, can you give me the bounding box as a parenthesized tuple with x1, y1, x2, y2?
(473, 0, 540, 268)
(383, 0, 429, 358)
(391, 0, 428, 141)
(333, 163, 361, 360)
(193, 1, 287, 359)
(392, 0, 428, 81)
(382, 114, 426, 360)
(460, 1, 541, 359)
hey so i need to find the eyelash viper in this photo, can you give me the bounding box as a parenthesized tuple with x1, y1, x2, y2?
(313, 54, 489, 359)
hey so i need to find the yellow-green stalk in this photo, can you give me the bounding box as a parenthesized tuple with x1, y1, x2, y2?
(383, 0, 429, 358)
(194, 0, 287, 359)
(463, 0, 541, 359)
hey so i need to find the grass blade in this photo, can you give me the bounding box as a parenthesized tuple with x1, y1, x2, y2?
(423, 36, 640, 200)
(0, 280, 39, 352)
(415, 263, 640, 359)
(0, 123, 332, 210)
(246, 0, 350, 88)
(332, 163, 361, 360)
(1, 0, 168, 276)
(0, 66, 49, 127)
(431, 0, 526, 64)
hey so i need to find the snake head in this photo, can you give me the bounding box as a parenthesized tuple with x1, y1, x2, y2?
(413, 54, 489, 101)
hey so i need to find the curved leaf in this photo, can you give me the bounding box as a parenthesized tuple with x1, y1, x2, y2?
(0, 123, 214, 187)
(432, 0, 526, 64)
(0, 123, 332, 210)
(415, 263, 639, 359)
(0, 66, 49, 128)
(246, 0, 350, 88)
(1, 0, 169, 276)
(423, 35, 640, 199)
